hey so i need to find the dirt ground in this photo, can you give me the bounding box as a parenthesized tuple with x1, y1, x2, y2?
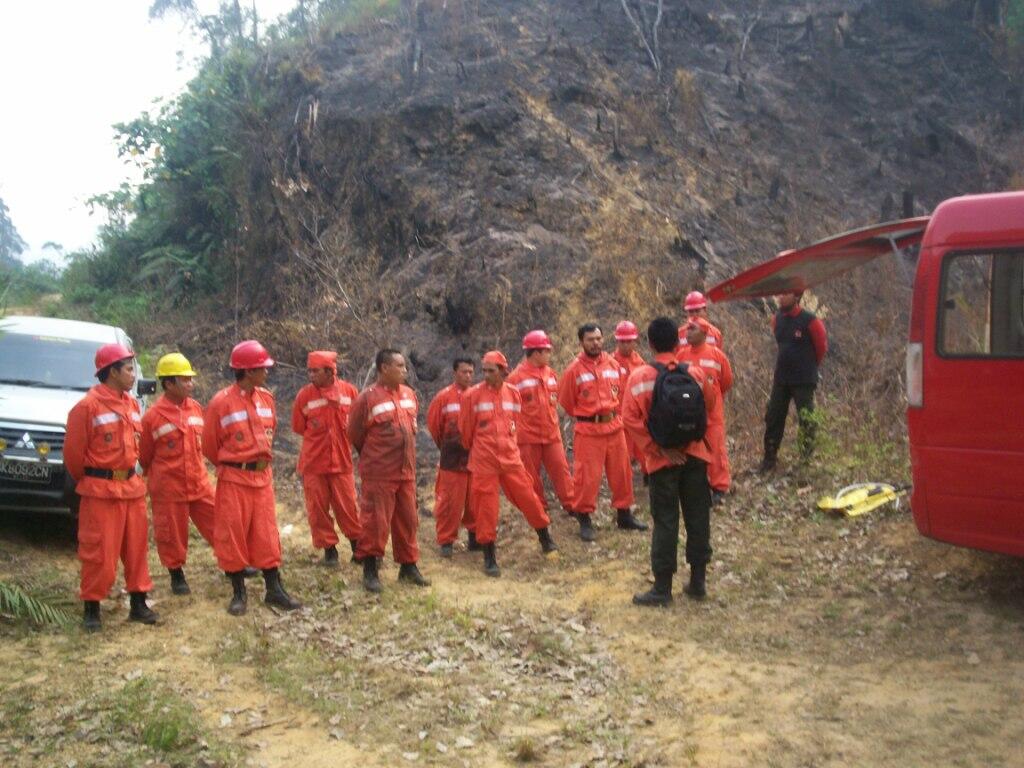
(2, 462, 1024, 768)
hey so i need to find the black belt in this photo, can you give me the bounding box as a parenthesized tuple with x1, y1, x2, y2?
(576, 412, 617, 424)
(85, 467, 136, 481)
(222, 460, 271, 471)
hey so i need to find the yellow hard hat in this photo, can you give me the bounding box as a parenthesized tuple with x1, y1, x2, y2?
(155, 352, 197, 378)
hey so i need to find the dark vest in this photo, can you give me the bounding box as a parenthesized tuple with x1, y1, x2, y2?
(774, 309, 818, 386)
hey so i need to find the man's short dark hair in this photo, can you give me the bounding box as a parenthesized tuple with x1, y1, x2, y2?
(647, 317, 679, 354)
(525, 348, 547, 360)
(577, 322, 601, 341)
(234, 369, 247, 382)
(376, 348, 402, 372)
(96, 359, 129, 383)
(453, 357, 474, 371)
(159, 376, 176, 391)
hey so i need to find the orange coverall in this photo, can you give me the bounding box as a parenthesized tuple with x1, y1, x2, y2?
(64, 384, 152, 601)
(292, 379, 361, 549)
(558, 352, 635, 515)
(612, 348, 647, 468)
(505, 360, 574, 513)
(459, 381, 550, 545)
(347, 383, 420, 564)
(426, 383, 474, 546)
(139, 394, 215, 570)
(203, 384, 281, 573)
(676, 342, 734, 492)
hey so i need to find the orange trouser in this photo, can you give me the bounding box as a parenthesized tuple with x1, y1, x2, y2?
(151, 496, 215, 570)
(434, 469, 474, 545)
(302, 472, 360, 548)
(470, 466, 552, 545)
(571, 430, 635, 515)
(355, 479, 419, 564)
(78, 495, 152, 601)
(707, 421, 731, 492)
(518, 442, 574, 512)
(213, 480, 282, 573)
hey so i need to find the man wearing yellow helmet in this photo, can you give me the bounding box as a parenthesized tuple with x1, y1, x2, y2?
(139, 352, 217, 596)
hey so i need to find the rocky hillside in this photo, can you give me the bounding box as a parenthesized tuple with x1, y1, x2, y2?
(132, 0, 1019, 454)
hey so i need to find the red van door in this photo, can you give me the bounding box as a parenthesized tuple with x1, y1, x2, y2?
(915, 248, 1024, 555)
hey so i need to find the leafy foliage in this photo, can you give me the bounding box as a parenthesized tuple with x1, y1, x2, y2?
(0, 580, 73, 628)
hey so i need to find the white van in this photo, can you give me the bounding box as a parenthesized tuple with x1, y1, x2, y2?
(0, 316, 155, 516)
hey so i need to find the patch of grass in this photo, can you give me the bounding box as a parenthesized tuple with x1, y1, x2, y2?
(513, 735, 541, 762)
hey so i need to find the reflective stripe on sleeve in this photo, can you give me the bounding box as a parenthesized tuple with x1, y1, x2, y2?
(575, 372, 596, 385)
(92, 413, 120, 426)
(631, 380, 655, 396)
(186, 416, 204, 427)
(547, 377, 557, 387)
(601, 369, 620, 379)
(256, 407, 273, 419)
(501, 401, 521, 412)
(515, 378, 539, 390)
(399, 398, 416, 410)
(443, 403, 461, 413)
(220, 410, 248, 427)
(130, 412, 141, 422)
(152, 423, 177, 440)
(699, 359, 722, 371)
(474, 402, 495, 413)
(339, 396, 352, 406)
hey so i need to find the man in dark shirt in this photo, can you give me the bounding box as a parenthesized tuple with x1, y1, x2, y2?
(759, 291, 828, 472)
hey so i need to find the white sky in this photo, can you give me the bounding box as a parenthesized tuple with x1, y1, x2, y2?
(0, 0, 297, 265)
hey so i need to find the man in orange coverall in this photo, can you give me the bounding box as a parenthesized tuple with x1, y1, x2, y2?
(348, 348, 429, 593)
(203, 340, 301, 616)
(505, 330, 574, 518)
(558, 323, 646, 542)
(459, 351, 558, 577)
(611, 320, 647, 472)
(623, 317, 719, 605)
(677, 318, 734, 505)
(139, 352, 215, 596)
(64, 343, 157, 631)
(426, 357, 477, 558)
(292, 350, 361, 567)
(678, 291, 724, 350)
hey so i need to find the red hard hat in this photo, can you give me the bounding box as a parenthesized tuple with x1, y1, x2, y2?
(230, 340, 275, 370)
(522, 330, 553, 350)
(614, 321, 639, 341)
(94, 343, 134, 375)
(684, 291, 707, 311)
(307, 350, 338, 371)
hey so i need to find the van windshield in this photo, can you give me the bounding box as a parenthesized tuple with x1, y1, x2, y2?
(0, 332, 101, 391)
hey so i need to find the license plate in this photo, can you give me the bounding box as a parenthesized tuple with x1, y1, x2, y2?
(0, 458, 52, 484)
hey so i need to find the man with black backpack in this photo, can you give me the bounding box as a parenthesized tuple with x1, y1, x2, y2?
(623, 317, 719, 606)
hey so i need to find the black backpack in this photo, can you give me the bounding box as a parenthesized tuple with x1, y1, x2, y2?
(646, 362, 707, 448)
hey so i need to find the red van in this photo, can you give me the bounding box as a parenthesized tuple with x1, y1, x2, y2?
(709, 191, 1024, 557)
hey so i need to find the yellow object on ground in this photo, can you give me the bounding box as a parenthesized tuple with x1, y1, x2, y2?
(817, 483, 908, 518)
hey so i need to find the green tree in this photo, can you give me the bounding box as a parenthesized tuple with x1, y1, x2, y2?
(0, 196, 27, 266)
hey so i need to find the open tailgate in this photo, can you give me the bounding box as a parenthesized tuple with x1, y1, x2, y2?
(708, 218, 930, 302)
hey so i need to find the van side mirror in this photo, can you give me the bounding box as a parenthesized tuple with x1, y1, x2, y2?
(137, 378, 157, 396)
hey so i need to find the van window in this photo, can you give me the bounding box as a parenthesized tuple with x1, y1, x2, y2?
(939, 252, 1024, 357)
(0, 332, 98, 390)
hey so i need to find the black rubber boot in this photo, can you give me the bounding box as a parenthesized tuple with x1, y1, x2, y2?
(169, 567, 190, 595)
(757, 455, 777, 474)
(466, 530, 482, 552)
(482, 543, 500, 578)
(323, 545, 340, 568)
(616, 508, 649, 531)
(398, 563, 430, 587)
(128, 592, 159, 624)
(83, 600, 101, 632)
(227, 571, 248, 616)
(711, 490, 726, 506)
(632, 571, 674, 607)
(684, 563, 707, 601)
(537, 527, 558, 554)
(362, 556, 382, 593)
(578, 513, 596, 542)
(349, 538, 360, 563)
(242, 566, 260, 578)
(263, 568, 302, 611)
(439, 543, 454, 558)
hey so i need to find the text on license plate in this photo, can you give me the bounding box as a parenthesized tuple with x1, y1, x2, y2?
(0, 459, 52, 484)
